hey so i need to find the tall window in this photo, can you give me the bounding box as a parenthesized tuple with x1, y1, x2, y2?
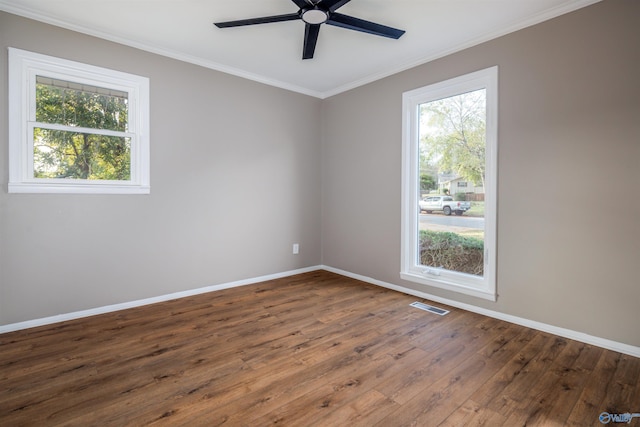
(8, 48, 150, 194)
(401, 67, 498, 300)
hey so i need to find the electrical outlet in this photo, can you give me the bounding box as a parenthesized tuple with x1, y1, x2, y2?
(292, 243, 299, 254)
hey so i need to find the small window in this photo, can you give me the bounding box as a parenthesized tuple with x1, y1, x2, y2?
(8, 48, 150, 194)
(457, 182, 468, 187)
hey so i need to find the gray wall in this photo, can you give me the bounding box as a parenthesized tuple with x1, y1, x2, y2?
(322, 0, 640, 347)
(0, 12, 322, 324)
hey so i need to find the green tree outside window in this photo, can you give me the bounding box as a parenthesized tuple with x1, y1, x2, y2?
(34, 78, 131, 180)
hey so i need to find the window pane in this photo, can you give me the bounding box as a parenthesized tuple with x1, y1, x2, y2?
(418, 89, 486, 277)
(34, 128, 131, 180)
(36, 76, 129, 132)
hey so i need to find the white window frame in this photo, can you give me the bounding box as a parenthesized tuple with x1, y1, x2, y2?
(401, 66, 498, 301)
(8, 48, 150, 194)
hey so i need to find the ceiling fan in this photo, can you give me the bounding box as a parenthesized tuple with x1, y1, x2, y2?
(214, 0, 405, 59)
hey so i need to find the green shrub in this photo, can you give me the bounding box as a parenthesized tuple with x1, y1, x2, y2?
(419, 230, 484, 276)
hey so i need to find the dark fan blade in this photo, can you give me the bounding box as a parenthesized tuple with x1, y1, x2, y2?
(215, 13, 300, 28)
(326, 12, 405, 39)
(320, 0, 352, 12)
(302, 24, 321, 59)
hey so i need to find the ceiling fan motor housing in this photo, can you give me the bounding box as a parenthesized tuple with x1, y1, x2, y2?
(301, 8, 329, 25)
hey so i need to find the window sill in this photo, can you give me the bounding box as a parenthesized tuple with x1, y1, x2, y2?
(400, 271, 497, 301)
(8, 181, 150, 195)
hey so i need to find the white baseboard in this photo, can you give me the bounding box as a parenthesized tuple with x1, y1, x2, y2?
(0, 265, 323, 334)
(3, 264, 638, 359)
(321, 265, 640, 359)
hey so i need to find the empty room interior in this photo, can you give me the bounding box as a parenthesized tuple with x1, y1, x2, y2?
(0, 0, 639, 425)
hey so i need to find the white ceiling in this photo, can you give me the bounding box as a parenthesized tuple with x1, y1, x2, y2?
(0, 0, 600, 98)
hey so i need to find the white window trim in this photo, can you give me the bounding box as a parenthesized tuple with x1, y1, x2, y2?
(8, 48, 150, 194)
(401, 66, 498, 301)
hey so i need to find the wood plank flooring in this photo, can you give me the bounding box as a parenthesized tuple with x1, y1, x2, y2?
(1, 270, 638, 426)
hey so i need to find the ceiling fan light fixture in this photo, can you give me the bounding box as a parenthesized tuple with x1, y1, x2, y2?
(301, 8, 328, 24)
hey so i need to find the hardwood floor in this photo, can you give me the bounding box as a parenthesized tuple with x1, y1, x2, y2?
(1, 270, 638, 426)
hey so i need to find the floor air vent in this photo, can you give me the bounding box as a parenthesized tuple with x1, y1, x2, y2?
(410, 301, 449, 316)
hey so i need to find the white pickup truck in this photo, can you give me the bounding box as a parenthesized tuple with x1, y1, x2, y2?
(419, 196, 471, 216)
